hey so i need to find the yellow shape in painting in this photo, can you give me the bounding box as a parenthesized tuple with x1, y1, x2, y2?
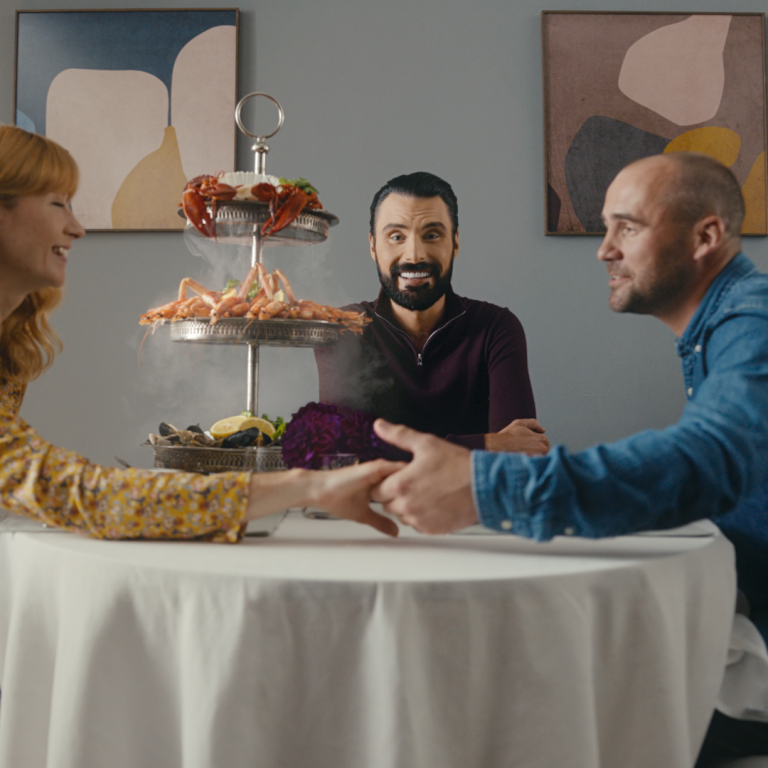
(664, 127, 741, 167)
(111, 126, 187, 229)
(741, 152, 767, 235)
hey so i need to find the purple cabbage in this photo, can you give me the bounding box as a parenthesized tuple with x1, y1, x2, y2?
(281, 402, 385, 469)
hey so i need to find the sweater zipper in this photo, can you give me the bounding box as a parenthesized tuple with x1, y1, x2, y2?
(373, 309, 467, 367)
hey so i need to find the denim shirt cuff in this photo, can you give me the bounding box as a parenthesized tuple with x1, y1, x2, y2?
(472, 450, 531, 535)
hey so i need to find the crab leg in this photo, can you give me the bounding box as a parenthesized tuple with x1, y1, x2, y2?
(236, 265, 260, 301)
(273, 268, 296, 306)
(256, 263, 274, 300)
(179, 277, 217, 302)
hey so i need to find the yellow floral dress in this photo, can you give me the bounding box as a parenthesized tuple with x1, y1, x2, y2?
(0, 380, 248, 542)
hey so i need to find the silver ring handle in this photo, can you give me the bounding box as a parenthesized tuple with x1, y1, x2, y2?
(235, 93, 284, 140)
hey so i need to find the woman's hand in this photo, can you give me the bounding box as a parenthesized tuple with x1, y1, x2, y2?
(306, 459, 404, 537)
(246, 461, 403, 537)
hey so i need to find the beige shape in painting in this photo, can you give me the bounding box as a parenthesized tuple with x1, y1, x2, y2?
(618, 15, 732, 126)
(47, 69, 168, 229)
(111, 126, 187, 229)
(172, 25, 237, 180)
(741, 152, 767, 234)
(664, 127, 741, 167)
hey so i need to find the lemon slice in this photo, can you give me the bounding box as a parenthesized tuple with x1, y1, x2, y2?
(210, 415, 248, 440)
(240, 417, 275, 438)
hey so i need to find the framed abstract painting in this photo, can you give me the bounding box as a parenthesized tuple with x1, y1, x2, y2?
(14, 8, 239, 231)
(542, 11, 767, 235)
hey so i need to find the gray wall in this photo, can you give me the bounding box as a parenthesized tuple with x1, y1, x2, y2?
(3, 0, 767, 470)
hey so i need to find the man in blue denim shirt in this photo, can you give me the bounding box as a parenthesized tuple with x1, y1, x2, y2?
(372, 153, 768, 762)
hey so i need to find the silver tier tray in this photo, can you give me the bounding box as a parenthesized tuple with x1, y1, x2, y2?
(152, 445, 287, 474)
(180, 200, 339, 245)
(168, 317, 344, 347)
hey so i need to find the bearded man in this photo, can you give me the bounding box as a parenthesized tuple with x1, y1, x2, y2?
(314, 171, 549, 454)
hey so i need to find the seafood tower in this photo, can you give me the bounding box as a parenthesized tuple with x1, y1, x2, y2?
(140, 93, 368, 472)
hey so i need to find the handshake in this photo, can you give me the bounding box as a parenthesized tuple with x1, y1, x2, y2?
(251, 417, 549, 539)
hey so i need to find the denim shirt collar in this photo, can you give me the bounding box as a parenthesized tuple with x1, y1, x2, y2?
(677, 252, 757, 356)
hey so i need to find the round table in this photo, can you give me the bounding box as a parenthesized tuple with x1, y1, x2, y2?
(0, 513, 735, 768)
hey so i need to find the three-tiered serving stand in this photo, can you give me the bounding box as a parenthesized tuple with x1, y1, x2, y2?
(153, 93, 341, 473)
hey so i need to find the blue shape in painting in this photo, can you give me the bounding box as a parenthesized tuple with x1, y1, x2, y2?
(565, 116, 669, 232)
(16, 10, 236, 135)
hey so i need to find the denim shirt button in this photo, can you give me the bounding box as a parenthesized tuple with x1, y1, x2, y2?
(500, 520, 512, 531)
(694, 345, 702, 353)
(563, 526, 575, 535)
(687, 387, 693, 396)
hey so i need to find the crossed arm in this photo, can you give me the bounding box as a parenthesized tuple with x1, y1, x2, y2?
(484, 417, 549, 454)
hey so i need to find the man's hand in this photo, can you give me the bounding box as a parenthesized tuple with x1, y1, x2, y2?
(308, 459, 403, 537)
(371, 420, 479, 534)
(484, 418, 549, 454)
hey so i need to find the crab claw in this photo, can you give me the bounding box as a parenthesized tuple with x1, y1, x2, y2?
(181, 175, 238, 238)
(261, 189, 310, 236)
(182, 188, 216, 238)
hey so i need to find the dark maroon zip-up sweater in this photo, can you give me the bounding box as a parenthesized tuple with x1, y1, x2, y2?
(314, 288, 536, 449)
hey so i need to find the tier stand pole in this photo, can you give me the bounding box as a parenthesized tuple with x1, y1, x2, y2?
(246, 224, 264, 416)
(235, 92, 285, 418)
(246, 345, 259, 417)
(244, 134, 272, 416)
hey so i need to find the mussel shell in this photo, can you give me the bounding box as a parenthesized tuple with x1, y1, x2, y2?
(158, 422, 175, 437)
(186, 424, 205, 434)
(221, 427, 264, 448)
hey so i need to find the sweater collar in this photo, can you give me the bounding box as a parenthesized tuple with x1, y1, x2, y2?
(372, 285, 464, 329)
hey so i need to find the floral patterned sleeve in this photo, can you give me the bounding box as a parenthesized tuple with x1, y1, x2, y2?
(0, 382, 249, 542)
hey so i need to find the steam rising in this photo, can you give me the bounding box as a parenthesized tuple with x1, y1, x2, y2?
(130, 234, 332, 459)
(128, 229, 390, 468)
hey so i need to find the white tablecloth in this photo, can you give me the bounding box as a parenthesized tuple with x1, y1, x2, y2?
(0, 514, 735, 768)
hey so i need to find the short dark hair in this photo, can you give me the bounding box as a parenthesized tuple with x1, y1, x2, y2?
(662, 152, 746, 238)
(369, 171, 459, 237)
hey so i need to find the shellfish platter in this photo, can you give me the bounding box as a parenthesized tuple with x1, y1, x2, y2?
(151, 444, 287, 474)
(165, 317, 346, 348)
(139, 264, 369, 338)
(180, 172, 338, 244)
(144, 91, 351, 474)
(146, 418, 288, 474)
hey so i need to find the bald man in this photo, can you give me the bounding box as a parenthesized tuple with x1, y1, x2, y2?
(373, 153, 768, 763)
